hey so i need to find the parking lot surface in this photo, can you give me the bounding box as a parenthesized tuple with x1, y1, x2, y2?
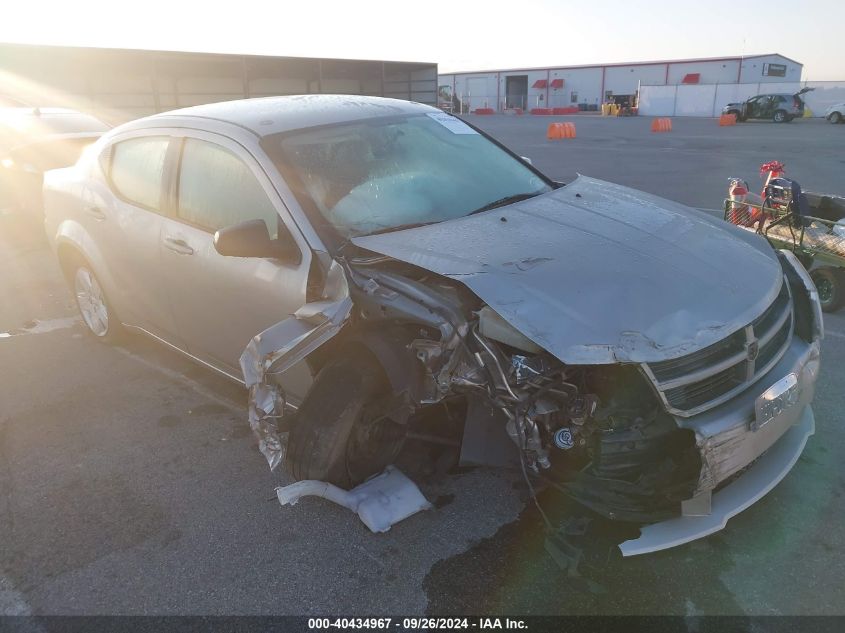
(1, 115, 844, 616)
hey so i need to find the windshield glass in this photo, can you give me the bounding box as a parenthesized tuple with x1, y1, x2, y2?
(266, 113, 551, 238)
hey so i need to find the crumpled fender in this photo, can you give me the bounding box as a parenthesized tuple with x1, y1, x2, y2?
(239, 260, 352, 470)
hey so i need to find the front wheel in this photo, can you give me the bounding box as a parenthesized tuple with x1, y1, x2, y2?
(830, 112, 843, 124)
(286, 353, 406, 488)
(773, 110, 787, 123)
(811, 268, 845, 313)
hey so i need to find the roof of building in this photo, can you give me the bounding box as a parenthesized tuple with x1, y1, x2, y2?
(441, 53, 802, 76)
(0, 41, 436, 68)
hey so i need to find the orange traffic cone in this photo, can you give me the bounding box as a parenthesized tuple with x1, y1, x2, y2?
(547, 122, 576, 140)
(651, 118, 672, 132)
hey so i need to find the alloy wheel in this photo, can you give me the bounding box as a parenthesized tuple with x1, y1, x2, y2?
(74, 267, 109, 337)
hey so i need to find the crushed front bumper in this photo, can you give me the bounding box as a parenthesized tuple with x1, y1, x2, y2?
(620, 333, 820, 556)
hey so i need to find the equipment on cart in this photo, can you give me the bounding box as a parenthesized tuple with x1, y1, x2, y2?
(724, 161, 845, 312)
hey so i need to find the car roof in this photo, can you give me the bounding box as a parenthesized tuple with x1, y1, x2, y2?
(137, 95, 437, 137)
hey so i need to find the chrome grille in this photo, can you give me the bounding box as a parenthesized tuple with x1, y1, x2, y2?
(644, 280, 793, 416)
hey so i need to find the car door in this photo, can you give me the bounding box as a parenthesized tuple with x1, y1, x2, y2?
(760, 96, 778, 119)
(88, 132, 182, 341)
(745, 96, 762, 118)
(158, 130, 314, 395)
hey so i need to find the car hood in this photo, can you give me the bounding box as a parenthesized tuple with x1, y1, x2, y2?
(352, 176, 782, 365)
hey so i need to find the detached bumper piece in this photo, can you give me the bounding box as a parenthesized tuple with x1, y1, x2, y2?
(275, 466, 432, 533)
(619, 405, 814, 556)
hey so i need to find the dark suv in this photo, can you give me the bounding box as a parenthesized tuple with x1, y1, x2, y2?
(722, 89, 811, 123)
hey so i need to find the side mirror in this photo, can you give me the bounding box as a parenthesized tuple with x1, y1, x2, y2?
(214, 219, 301, 264)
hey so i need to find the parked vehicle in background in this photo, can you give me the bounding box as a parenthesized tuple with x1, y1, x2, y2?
(0, 95, 30, 107)
(43, 96, 822, 556)
(0, 107, 109, 215)
(825, 102, 845, 124)
(722, 89, 811, 123)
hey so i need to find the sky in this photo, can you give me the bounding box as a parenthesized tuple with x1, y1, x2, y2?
(1, 0, 843, 80)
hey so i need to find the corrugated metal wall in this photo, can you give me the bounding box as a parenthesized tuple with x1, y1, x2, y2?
(0, 44, 438, 124)
(638, 81, 845, 117)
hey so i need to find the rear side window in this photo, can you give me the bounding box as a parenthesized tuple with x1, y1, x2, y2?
(176, 138, 280, 237)
(109, 137, 169, 210)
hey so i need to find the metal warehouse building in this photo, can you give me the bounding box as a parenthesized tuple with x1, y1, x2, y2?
(438, 54, 802, 113)
(0, 43, 438, 124)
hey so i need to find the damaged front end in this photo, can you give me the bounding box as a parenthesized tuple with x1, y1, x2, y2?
(241, 179, 822, 552)
(240, 252, 705, 529)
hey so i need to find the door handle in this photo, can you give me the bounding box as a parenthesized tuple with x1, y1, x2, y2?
(163, 237, 195, 255)
(85, 206, 106, 221)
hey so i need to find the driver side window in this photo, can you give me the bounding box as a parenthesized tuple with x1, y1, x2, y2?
(177, 138, 280, 238)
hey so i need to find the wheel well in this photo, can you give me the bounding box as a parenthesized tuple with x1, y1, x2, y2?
(308, 339, 384, 379)
(56, 243, 86, 283)
(307, 325, 425, 404)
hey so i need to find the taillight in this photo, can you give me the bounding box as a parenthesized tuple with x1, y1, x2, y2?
(793, 97, 801, 109)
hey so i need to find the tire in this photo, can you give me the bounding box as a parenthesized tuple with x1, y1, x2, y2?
(71, 260, 123, 342)
(810, 268, 845, 313)
(286, 353, 406, 488)
(830, 112, 843, 124)
(773, 110, 787, 123)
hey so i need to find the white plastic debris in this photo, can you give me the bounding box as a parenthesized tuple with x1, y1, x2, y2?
(275, 466, 432, 533)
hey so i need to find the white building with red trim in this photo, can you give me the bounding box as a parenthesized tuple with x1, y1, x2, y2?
(438, 54, 802, 113)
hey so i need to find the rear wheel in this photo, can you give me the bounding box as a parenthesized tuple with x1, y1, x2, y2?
(811, 268, 845, 313)
(72, 263, 123, 341)
(773, 110, 787, 123)
(286, 353, 406, 488)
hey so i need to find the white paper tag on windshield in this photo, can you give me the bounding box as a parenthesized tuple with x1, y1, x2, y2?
(426, 111, 478, 135)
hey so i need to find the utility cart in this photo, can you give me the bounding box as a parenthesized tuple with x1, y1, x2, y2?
(725, 164, 845, 311)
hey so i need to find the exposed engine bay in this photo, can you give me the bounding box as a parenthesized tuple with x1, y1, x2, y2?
(350, 259, 701, 522)
(244, 255, 702, 524)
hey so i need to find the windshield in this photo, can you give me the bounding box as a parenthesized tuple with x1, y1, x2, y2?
(265, 113, 551, 238)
